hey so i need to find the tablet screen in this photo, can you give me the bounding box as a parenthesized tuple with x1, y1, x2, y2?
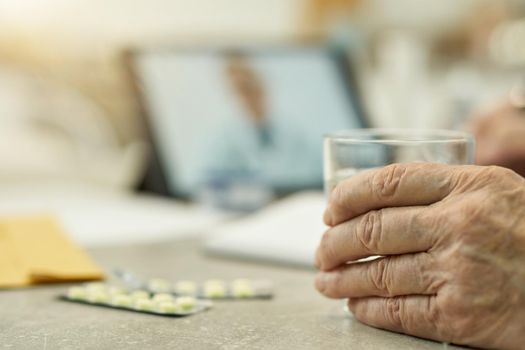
(133, 47, 365, 198)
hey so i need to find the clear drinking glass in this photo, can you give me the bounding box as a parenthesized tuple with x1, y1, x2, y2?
(324, 129, 475, 194)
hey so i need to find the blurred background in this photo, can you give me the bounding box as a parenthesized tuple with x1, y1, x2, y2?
(1, 0, 525, 245)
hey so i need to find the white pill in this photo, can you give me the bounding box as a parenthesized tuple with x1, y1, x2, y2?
(108, 286, 127, 295)
(232, 284, 254, 298)
(152, 293, 174, 302)
(156, 301, 179, 314)
(111, 294, 133, 308)
(87, 290, 110, 304)
(174, 281, 197, 295)
(148, 278, 171, 293)
(204, 284, 226, 298)
(134, 298, 155, 311)
(67, 287, 88, 301)
(176, 296, 196, 311)
(131, 290, 150, 300)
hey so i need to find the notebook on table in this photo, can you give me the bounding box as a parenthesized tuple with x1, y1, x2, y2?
(205, 191, 327, 267)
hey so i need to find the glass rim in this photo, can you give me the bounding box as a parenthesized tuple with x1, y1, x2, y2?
(324, 128, 474, 144)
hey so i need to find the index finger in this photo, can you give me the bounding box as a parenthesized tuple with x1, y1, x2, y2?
(324, 163, 461, 226)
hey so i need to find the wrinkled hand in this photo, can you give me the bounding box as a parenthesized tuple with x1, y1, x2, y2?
(315, 163, 525, 349)
(470, 102, 525, 176)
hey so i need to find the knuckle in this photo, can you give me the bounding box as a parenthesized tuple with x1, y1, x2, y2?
(418, 254, 443, 293)
(439, 291, 462, 316)
(369, 258, 390, 293)
(436, 285, 508, 344)
(424, 296, 441, 323)
(371, 164, 407, 198)
(423, 297, 448, 339)
(384, 297, 404, 329)
(476, 166, 503, 186)
(484, 166, 525, 189)
(441, 199, 483, 241)
(440, 304, 474, 342)
(358, 210, 383, 252)
(436, 289, 473, 339)
(484, 165, 513, 179)
(467, 165, 522, 190)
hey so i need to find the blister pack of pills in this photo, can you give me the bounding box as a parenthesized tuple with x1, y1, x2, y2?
(60, 283, 212, 317)
(114, 270, 274, 300)
(147, 277, 274, 299)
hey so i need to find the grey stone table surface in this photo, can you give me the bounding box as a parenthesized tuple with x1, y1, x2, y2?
(0, 239, 465, 350)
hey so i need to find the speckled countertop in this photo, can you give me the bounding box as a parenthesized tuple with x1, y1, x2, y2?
(0, 239, 465, 350)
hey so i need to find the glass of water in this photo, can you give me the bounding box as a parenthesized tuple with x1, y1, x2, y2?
(324, 129, 475, 194)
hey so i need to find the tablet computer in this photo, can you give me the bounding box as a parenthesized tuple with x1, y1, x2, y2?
(127, 45, 368, 199)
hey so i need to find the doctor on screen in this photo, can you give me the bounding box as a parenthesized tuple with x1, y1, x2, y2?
(197, 52, 322, 196)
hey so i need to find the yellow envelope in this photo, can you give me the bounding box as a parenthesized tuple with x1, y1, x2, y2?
(0, 215, 104, 288)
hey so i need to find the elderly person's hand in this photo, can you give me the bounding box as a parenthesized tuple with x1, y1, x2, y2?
(470, 102, 525, 176)
(315, 163, 525, 349)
